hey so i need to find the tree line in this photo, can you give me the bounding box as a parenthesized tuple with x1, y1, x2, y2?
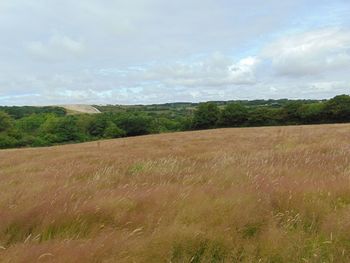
(0, 95, 349, 149)
(192, 95, 350, 129)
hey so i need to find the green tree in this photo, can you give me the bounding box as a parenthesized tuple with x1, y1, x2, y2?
(104, 122, 126, 138)
(87, 114, 109, 138)
(74, 114, 95, 140)
(219, 103, 248, 127)
(0, 134, 18, 149)
(192, 103, 220, 129)
(40, 115, 81, 143)
(0, 111, 13, 132)
(324, 95, 350, 122)
(0, 106, 66, 119)
(116, 113, 152, 136)
(16, 114, 48, 134)
(299, 103, 326, 124)
(248, 107, 276, 126)
(150, 117, 182, 133)
(281, 102, 304, 124)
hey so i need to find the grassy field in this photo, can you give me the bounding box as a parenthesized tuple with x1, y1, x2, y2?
(1, 124, 350, 262)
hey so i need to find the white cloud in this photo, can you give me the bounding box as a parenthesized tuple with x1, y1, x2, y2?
(135, 53, 260, 87)
(228, 57, 260, 84)
(263, 28, 350, 76)
(308, 81, 349, 93)
(0, 0, 350, 105)
(26, 34, 85, 61)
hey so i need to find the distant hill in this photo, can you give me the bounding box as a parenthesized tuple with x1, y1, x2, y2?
(60, 104, 101, 114)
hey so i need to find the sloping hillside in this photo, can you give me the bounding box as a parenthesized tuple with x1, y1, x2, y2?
(60, 104, 101, 114)
(1, 124, 350, 262)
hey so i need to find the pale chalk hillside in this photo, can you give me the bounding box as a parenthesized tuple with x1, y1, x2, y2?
(59, 104, 101, 114)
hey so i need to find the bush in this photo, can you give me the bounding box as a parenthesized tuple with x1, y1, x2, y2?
(87, 115, 109, 138)
(16, 114, 47, 133)
(0, 106, 66, 119)
(0, 111, 13, 132)
(104, 122, 126, 138)
(150, 118, 182, 133)
(248, 107, 283, 126)
(0, 135, 18, 149)
(299, 103, 326, 124)
(41, 115, 82, 143)
(17, 135, 49, 147)
(219, 103, 248, 127)
(281, 102, 304, 124)
(116, 113, 152, 136)
(192, 103, 220, 129)
(324, 95, 350, 123)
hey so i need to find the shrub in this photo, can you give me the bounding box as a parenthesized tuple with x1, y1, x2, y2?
(192, 103, 220, 129)
(104, 122, 126, 138)
(0, 135, 18, 149)
(324, 94, 350, 123)
(0, 111, 13, 132)
(116, 113, 152, 136)
(41, 115, 81, 143)
(219, 103, 248, 127)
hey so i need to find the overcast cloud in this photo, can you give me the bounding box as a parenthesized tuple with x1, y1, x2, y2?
(0, 0, 349, 105)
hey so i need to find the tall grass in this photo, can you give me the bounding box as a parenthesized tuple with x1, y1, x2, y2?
(1, 124, 350, 262)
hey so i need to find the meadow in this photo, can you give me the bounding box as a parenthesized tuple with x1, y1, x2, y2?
(1, 124, 350, 262)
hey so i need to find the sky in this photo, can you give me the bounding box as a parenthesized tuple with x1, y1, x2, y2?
(0, 0, 349, 105)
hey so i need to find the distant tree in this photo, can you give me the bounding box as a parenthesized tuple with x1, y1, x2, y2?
(74, 114, 95, 139)
(1, 95, 350, 150)
(17, 134, 49, 147)
(0, 135, 18, 149)
(116, 113, 152, 136)
(0, 106, 66, 119)
(281, 102, 304, 124)
(299, 103, 326, 124)
(41, 115, 81, 143)
(150, 117, 182, 133)
(248, 107, 280, 126)
(103, 122, 126, 138)
(219, 103, 248, 127)
(16, 114, 48, 133)
(324, 95, 350, 123)
(192, 103, 220, 129)
(178, 116, 193, 131)
(0, 111, 13, 132)
(87, 115, 109, 138)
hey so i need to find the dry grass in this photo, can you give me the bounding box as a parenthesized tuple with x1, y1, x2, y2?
(1, 124, 350, 262)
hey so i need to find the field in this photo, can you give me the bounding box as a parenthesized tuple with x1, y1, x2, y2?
(1, 124, 350, 262)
